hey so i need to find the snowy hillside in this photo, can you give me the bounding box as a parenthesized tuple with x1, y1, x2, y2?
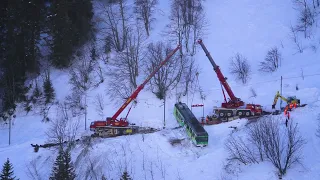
(1, 0, 320, 179)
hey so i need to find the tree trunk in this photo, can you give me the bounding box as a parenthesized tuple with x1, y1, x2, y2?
(119, 0, 127, 51)
(163, 95, 166, 129)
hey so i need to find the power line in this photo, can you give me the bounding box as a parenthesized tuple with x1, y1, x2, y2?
(203, 72, 320, 93)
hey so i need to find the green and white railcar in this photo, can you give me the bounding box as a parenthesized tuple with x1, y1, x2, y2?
(174, 102, 208, 147)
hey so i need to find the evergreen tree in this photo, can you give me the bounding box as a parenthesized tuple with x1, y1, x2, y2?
(32, 81, 42, 101)
(64, 149, 76, 180)
(120, 170, 132, 180)
(48, 0, 94, 68)
(43, 71, 55, 104)
(0, 0, 45, 116)
(50, 149, 76, 180)
(0, 158, 17, 180)
(49, 149, 65, 180)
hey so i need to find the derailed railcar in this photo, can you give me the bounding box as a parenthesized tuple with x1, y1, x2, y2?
(173, 102, 208, 147)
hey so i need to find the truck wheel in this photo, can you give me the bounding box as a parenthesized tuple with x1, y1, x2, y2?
(237, 111, 243, 116)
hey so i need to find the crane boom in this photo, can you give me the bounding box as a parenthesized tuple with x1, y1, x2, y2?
(197, 39, 244, 108)
(111, 44, 181, 120)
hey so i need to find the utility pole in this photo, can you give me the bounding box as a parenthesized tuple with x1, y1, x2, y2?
(202, 104, 204, 119)
(280, 76, 283, 110)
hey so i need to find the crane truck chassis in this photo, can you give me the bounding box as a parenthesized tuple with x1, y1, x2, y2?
(89, 44, 182, 137)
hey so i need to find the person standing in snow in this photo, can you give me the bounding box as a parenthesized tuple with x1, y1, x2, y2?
(285, 111, 290, 127)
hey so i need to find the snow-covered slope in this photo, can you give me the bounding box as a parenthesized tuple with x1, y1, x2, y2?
(1, 0, 320, 179)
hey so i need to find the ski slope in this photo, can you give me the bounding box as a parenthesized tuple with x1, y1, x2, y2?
(1, 0, 320, 179)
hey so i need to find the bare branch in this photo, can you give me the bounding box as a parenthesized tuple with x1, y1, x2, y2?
(26, 158, 43, 180)
(143, 41, 183, 100)
(134, 0, 159, 36)
(45, 102, 80, 150)
(164, 0, 208, 57)
(96, 0, 132, 52)
(249, 87, 257, 98)
(225, 134, 259, 165)
(94, 93, 105, 119)
(259, 47, 282, 73)
(106, 25, 145, 104)
(69, 48, 102, 94)
(225, 116, 306, 176)
(292, 0, 317, 39)
(229, 53, 251, 84)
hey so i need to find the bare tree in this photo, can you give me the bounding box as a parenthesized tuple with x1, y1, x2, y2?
(165, 0, 207, 56)
(45, 102, 80, 150)
(261, 118, 305, 175)
(229, 53, 251, 84)
(26, 158, 43, 180)
(290, 25, 305, 54)
(94, 93, 105, 119)
(106, 26, 145, 105)
(180, 57, 199, 97)
(144, 41, 183, 127)
(259, 47, 281, 73)
(134, 0, 159, 36)
(292, 0, 317, 39)
(64, 90, 85, 118)
(69, 49, 103, 93)
(246, 120, 265, 161)
(164, 0, 206, 98)
(69, 47, 103, 129)
(144, 42, 183, 100)
(97, 0, 132, 52)
(225, 116, 306, 176)
(225, 134, 259, 165)
(83, 156, 105, 180)
(249, 87, 257, 98)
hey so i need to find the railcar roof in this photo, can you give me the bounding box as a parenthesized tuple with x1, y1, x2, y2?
(175, 102, 208, 136)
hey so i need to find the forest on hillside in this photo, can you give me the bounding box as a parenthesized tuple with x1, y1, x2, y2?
(0, 0, 208, 121)
(0, 0, 319, 121)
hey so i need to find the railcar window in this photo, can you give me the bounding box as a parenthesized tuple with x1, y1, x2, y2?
(197, 136, 208, 142)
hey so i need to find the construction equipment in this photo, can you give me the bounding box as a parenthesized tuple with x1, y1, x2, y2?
(272, 91, 300, 109)
(271, 91, 306, 115)
(197, 39, 263, 120)
(90, 44, 181, 137)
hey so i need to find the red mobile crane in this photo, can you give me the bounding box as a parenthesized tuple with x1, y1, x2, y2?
(90, 44, 181, 137)
(197, 39, 262, 120)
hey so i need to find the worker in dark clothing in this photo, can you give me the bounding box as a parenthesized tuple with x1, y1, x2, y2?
(285, 111, 290, 127)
